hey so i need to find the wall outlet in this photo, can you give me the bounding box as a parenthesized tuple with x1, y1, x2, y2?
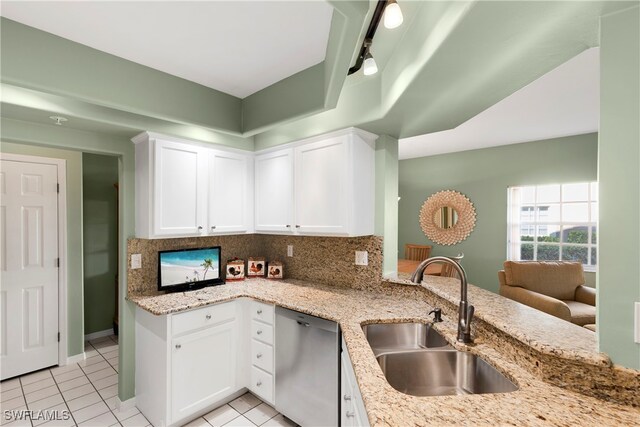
(355, 251, 368, 266)
(131, 253, 142, 269)
(635, 302, 640, 344)
(287, 245, 293, 257)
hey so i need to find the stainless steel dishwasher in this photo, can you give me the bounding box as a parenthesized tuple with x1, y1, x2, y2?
(275, 307, 339, 427)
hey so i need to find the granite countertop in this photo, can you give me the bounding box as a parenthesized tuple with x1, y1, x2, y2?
(128, 279, 640, 426)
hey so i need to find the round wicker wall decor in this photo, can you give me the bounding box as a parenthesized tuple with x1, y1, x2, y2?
(419, 190, 476, 245)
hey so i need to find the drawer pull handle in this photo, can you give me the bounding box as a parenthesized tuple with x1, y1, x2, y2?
(175, 344, 181, 349)
(256, 380, 262, 387)
(286, 224, 291, 228)
(257, 309, 263, 314)
(295, 225, 301, 228)
(256, 353, 263, 359)
(346, 411, 355, 418)
(211, 225, 216, 230)
(206, 314, 211, 320)
(198, 226, 203, 230)
(257, 330, 263, 335)
(343, 394, 352, 401)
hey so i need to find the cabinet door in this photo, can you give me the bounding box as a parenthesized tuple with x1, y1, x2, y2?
(209, 150, 252, 233)
(294, 137, 349, 234)
(254, 149, 294, 233)
(154, 139, 207, 236)
(171, 320, 236, 422)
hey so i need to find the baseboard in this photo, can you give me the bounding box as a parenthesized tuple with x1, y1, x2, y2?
(66, 352, 86, 365)
(84, 328, 114, 342)
(116, 396, 137, 412)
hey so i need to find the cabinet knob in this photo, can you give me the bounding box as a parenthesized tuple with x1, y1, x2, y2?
(211, 225, 216, 230)
(295, 225, 301, 228)
(257, 309, 263, 315)
(256, 353, 263, 359)
(175, 344, 181, 349)
(285, 224, 291, 228)
(198, 226, 203, 230)
(256, 380, 262, 387)
(346, 411, 355, 418)
(205, 314, 211, 320)
(256, 330, 263, 335)
(343, 394, 352, 401)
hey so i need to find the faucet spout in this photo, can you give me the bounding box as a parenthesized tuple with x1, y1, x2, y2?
(411, 254, 474, 344)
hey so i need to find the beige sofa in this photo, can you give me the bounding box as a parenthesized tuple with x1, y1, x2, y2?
(498, 261, 596, 326)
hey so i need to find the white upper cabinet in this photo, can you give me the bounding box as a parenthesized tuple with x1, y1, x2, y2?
(254, 149, 294, 233)
(255, 128, 376, 237)
(153, 139, 208, 237)
(134, 128, 376, 238)
(133, 132, 253, 238)
(208, 150, 253, 234)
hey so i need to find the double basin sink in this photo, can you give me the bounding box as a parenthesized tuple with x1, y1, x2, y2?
(362, 323, 518, 396)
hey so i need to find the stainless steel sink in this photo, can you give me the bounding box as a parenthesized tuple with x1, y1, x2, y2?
(376, 350, 518, 396)
(362, 322, 451, 355)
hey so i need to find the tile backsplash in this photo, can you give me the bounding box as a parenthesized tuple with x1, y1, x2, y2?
(127, 234, 383, 296)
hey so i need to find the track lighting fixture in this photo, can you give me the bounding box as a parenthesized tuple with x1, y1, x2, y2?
(384, 0, 403, 29)
(347, 0, 403, 76)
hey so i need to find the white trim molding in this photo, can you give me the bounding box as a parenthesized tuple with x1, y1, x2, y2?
(66, 352, 86, 365)
(84, 328, 115, 342)
(116, 396, 137, 412)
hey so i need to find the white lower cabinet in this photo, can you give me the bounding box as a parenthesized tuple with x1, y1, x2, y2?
(341, 337, 370, 427)
(171, 321, 236, 421)
(248, 301, 275, 404)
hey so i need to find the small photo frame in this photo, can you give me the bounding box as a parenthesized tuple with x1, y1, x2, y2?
(267, 261, 283, 279)
(248, 257, 266, 278)
(226, 259, 245, 281)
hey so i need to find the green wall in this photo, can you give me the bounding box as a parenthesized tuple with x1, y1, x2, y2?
(83, 153, 119, 335)
(398, 134, 598, 294)
(1, 117, 136, 401)
(598, 6, 640, 369)
(0, 141, 84, 357)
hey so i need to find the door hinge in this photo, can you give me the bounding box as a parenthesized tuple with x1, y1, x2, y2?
(57, 183, 60, 193)
(55, 258, 60, 267)
(57, 332, 60, 342)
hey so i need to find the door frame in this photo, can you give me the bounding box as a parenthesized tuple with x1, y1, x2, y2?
(0, 153, 68, 366)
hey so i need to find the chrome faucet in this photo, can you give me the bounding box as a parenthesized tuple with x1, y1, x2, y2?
(410, 254, 474, 343)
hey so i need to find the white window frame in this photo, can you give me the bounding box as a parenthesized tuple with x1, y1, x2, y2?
(507, 182, 597, 272)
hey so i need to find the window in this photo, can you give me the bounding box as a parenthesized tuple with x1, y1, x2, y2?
(507, 182, 597, 270)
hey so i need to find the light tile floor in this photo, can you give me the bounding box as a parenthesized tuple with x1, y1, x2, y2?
(1, 336, 296, 427)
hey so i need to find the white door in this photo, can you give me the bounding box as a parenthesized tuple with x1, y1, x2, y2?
(208, 150, 251, 234)
(0, 159, 59, 380)
(294, 138, 349, 235)
(153, 139, 208, 236)
(254, 149, 294, 233)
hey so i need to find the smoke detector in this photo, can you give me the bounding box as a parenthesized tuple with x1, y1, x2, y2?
(49, 116, 68, 126)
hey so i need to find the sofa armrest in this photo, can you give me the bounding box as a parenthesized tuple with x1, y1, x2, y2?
(499, 285, 572, 321)
(575, 285, 596, 306)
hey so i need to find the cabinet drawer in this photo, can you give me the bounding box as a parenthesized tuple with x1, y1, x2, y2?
(172, 302, 235, 336)
(251, 301, 274, 325)
(251, 320, 273, 345)
(251, 339, 273, 373)
(250, 366, 274, 403)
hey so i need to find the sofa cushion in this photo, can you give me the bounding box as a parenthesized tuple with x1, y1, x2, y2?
(503, 261, 585, 300)
(563, 300, 596, 326)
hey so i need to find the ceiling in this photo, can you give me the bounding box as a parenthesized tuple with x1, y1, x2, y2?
(399, 48, 600, 160)
(0, 1, 334, 98)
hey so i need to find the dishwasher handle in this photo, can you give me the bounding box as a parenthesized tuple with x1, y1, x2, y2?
(296, 321, 310, 327)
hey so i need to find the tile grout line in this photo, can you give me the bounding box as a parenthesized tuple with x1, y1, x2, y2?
(47, 366, 78, 427)
(17, 370, 35, 427)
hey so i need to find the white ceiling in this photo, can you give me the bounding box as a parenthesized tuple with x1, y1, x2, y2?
(399, 48, 600, 160)
(0, 1, 334, 99)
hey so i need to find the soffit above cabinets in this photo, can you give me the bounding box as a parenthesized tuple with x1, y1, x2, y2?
(0, 1, 333, 99)
(399, 48, 600, 160)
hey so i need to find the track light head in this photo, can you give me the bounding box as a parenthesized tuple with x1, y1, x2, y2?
(384, 0, 403, 29)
